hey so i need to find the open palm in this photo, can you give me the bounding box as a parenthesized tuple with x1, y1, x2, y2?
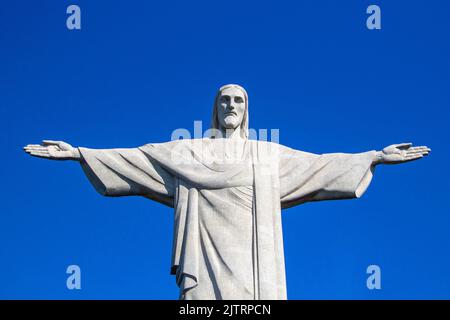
(380, 143, 430, 164)
(23, 140, 80, 160)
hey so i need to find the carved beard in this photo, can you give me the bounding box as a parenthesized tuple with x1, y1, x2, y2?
(221, 114, 241, 129)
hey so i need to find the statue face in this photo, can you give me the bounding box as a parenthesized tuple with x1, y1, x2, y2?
(216, 87, 246, 131)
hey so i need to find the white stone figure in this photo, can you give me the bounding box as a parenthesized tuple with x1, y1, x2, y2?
(24, 84, 430, 300)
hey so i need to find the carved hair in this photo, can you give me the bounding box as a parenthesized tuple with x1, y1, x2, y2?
(210, 84, 249, 139)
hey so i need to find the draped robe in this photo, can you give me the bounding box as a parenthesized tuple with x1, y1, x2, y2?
(78, 138, 376, 300)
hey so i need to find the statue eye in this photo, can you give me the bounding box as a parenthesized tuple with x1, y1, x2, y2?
(235, 97, 244, 103)
(220, 96, 230, 102)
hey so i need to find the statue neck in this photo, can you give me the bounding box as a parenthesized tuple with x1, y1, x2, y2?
(221, 126, 242, 140)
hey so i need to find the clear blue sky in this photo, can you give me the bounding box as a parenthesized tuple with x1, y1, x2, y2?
(1, 0, 449, 299)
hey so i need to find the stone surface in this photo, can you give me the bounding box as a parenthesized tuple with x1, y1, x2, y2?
(23, 84, 430, 300)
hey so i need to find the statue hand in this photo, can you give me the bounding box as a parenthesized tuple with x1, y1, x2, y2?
(23, 140, 81, 161)
(376, 143, 430, 164)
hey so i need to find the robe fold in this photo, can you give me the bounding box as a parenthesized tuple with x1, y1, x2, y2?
(79, 139, 376, 300)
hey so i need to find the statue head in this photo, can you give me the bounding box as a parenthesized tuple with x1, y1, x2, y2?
(210, 84, 249, 139)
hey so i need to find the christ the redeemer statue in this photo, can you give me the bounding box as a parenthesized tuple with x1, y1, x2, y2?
(24, 84, 430, 300)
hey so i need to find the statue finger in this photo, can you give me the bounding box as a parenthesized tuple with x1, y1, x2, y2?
(410, 148, 430, 153)
(24, 148, 45, 153)
(23, 145, 43, 151)
(405, 154, 423, 160)
(42, 140, 62, 146)
(24, 146, 48, 151)
(395, 142, 413, 150)
(31, 149, 49, 154)
(30, 151, 50, 158)
(406, 150, 429, 156)
(413, 146, 430, 152)
(407, 146, 427, 152)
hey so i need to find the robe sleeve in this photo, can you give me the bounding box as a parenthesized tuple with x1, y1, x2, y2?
(78, 147, 175, 207)
(279, 145, 377, 209)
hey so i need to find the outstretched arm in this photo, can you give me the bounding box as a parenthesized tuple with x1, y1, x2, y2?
(279, 142, 431, 209)
(23, 140, 175, 206)
(23, 140, 80, 161)
(373, 143, 430, 165)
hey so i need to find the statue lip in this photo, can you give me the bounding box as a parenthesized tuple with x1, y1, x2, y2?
(225, 111, 237, 116)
